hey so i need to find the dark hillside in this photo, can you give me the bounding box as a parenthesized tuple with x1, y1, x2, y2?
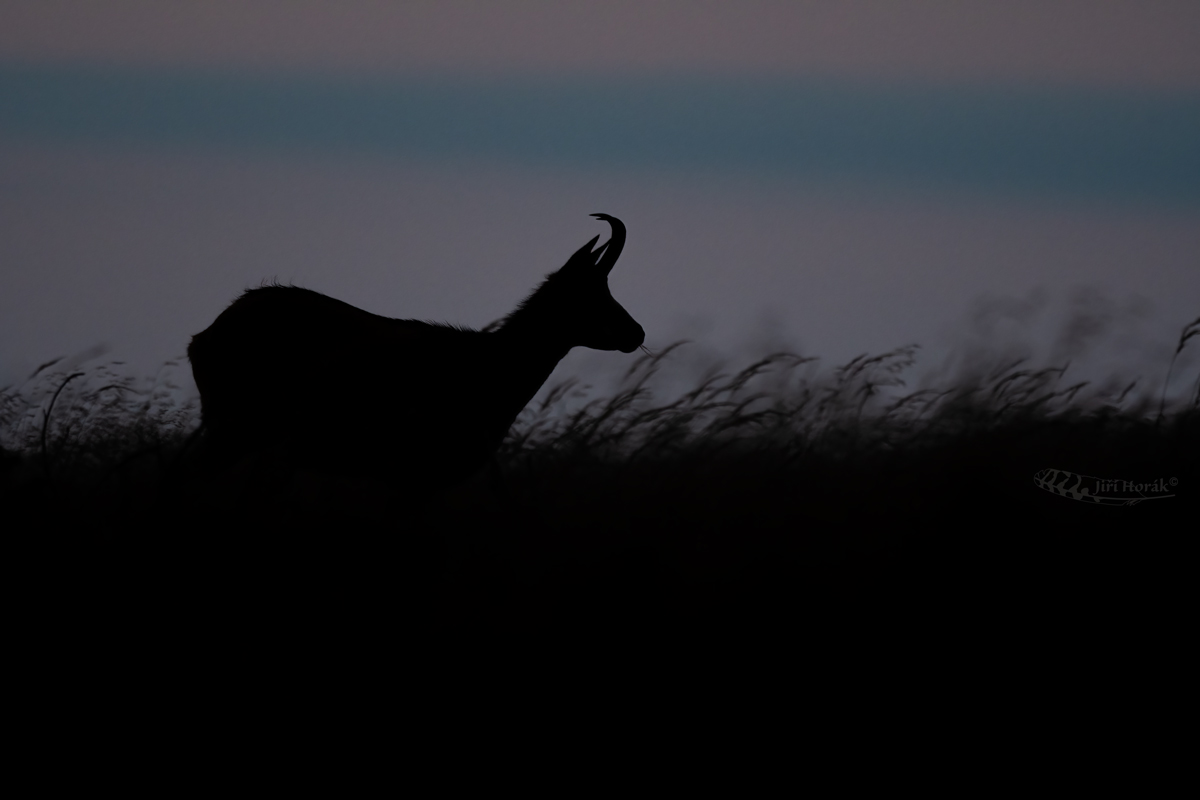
(5, 330, 1195, 689)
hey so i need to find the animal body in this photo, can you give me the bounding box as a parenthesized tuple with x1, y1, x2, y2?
(187, 214, 643, 492)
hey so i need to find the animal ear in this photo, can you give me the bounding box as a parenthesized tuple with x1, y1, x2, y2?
(590, 241, 610, 266)
(560, 235, 602, 274)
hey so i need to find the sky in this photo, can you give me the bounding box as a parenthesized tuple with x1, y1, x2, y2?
(2, 1, 1198, 405)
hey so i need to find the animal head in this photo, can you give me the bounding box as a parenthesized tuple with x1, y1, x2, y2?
(514, 214, 645, 353)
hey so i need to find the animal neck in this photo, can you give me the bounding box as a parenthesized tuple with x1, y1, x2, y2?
(493, 322, 570, 380)
(490, 312, 572, 418)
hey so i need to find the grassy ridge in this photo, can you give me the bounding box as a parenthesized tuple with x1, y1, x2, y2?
(3, 324, 1196, 657)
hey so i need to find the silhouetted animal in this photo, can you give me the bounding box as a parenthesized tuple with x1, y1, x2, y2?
(187, 214, 644, 491)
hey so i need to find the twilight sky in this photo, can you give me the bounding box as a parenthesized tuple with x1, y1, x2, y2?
(2, 1, 1198, 403)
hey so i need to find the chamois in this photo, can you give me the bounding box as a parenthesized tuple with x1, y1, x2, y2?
(187, 214, 644, 492)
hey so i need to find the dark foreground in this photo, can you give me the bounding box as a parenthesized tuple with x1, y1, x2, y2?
(4, 346, 1196, 711)
(9, 411, 1194, 647)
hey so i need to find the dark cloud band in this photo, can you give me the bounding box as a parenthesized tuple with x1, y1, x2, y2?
(3, 63, 1198, 205)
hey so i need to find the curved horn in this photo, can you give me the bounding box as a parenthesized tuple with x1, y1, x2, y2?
(590, 213, 626, 276)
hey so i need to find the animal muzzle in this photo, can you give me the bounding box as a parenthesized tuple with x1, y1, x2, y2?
(617, 322, 646, 353)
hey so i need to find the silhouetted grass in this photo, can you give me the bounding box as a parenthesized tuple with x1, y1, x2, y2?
(4, 321, 1196, 660)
